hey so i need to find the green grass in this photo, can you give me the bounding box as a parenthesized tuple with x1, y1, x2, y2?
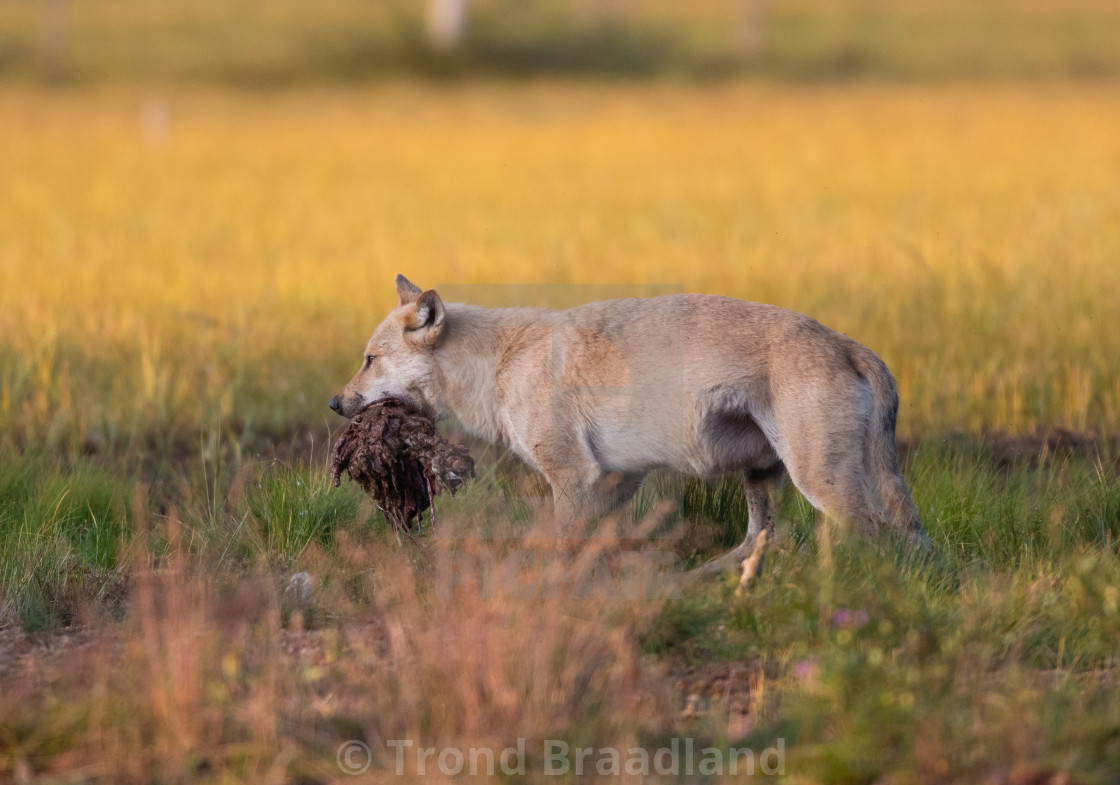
(2, 437, 1119, 782)
(0, 450, 133, 630)
(245, 459, 372, 561)
(657, 539, 1120, 781)
(4, 438, 1116, 634)
(636, 443, 1120, 782)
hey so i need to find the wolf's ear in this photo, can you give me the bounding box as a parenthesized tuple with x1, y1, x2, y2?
(396, 274, 423, 306)
(405, 289, 445, 345)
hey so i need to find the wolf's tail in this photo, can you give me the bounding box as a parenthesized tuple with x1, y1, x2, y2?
(849, 345, 929, 545)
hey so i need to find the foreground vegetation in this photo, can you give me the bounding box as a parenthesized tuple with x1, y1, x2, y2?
(2, 441, 1119, 782)
(1, 80, 1119, 782)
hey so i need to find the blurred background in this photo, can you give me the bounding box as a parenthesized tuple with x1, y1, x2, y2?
(2, 0, 1120, 456)
(3, 0, 1120, 83)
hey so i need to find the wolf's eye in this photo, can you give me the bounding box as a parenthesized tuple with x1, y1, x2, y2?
(364, 354, 376, 369)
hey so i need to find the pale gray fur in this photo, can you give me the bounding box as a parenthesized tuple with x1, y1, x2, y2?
(333, 275, 929, 575)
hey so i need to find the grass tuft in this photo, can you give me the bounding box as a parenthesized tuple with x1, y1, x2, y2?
(0, 450, 132, 630)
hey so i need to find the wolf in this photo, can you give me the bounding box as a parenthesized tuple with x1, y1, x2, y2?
(330, 275, 929, 573)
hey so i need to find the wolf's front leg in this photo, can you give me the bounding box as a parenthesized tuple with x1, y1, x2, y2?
(549, 468, 645, 542)
(548, 468, 597, 541)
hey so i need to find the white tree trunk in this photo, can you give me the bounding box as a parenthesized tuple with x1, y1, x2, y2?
(735, 0, 767, 58)
(39, 0, 70, 74)
(428, 0, 467, 51)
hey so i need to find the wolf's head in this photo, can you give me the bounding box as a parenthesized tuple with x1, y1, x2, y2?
(329, 274, 446, 418)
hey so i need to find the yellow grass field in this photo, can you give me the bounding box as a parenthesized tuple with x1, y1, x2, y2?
(2, 81, 1119, 453)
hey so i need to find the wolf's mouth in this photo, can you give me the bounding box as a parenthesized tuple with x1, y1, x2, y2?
(376, 391, 437, 420)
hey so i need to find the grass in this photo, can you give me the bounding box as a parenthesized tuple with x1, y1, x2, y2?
(245, 460, 371, 562)
(1, 79, 1119, 782)
(3, 443, 1120, 782)
(2, 82, 1120, 455)
(0, 450, 132, 631)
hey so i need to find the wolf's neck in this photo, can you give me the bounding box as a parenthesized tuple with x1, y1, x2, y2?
(431, 303, 514, 444)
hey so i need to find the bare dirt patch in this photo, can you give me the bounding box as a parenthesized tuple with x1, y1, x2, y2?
(899, 429, 1120, 471)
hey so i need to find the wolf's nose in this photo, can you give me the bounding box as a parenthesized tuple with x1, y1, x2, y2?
(329, 396, 341, 414)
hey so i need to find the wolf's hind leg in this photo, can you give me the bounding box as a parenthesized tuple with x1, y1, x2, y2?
(687, 464, 784, 579)
(739, 465, 784, 578)
(591, 471, 646, 516)
(870, 458, 931, 549)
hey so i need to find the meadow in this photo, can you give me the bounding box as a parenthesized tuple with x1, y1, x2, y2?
(2, 80, 1120, 783)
